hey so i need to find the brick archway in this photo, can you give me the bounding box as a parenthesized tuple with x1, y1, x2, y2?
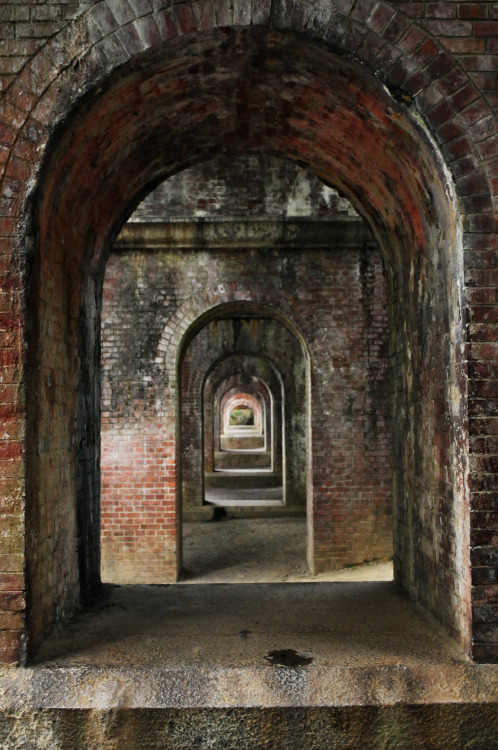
(222, 393, 263, 434)
(203, 355, 284, 479)
(6, 17, 491, 660)
(178, 305, 310, 572)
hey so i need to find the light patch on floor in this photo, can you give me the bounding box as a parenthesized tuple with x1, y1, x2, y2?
(181, 517, 392, 584)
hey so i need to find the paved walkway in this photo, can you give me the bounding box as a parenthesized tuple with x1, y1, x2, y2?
(21, 581, 497, 716)
(182, 516, 393, 583)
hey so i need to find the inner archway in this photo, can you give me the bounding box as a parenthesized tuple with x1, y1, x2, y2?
(28, 27, 467, 656)
(228, 403, 256, 428)
(180, 314, 307, 517)
(180, 308, 308, 582)
(99, 150, 393, 584)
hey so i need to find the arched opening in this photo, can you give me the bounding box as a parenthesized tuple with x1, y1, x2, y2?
(228, 404, 256, 427)
(178, 309, 305, 513)
(26, 27, 467, 657)
(210, 372, 275, 469)
(99, 158, 392, 586)
(179, 305, 309, 582)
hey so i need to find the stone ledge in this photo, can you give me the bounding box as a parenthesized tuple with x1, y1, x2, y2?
(0, 662, 496, 710)
(115, 218, 374, 250)
(1, 705, 498, 750)
(1, 582, 497, 747)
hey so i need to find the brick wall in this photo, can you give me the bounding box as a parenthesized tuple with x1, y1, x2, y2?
(101, 200, 392, 581)
(0, 1, 496, 661)
(131, 154, 358, 220)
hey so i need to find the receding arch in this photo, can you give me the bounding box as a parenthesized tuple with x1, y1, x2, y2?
(203, 354, 284, 481)
(224, 395, 261, 430)
(179, 304, 310, 569)
(26, 26, 468, 658)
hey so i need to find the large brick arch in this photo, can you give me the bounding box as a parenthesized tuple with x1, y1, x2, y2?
(3, 1, 496, 190)
(0, 4, 495, 663)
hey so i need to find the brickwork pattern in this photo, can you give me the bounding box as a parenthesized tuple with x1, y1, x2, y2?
(101, 242, 392, 580)
(130, 154, 359, 220)
(0, 1, 495, 661)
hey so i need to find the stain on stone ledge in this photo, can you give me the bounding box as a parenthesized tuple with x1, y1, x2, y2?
(264, 649, 313, 667)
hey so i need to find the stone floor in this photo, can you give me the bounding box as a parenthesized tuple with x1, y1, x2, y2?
(2, 547, 496, 748)
(30, 581, 457, 670)
(20, 582, 497, 711)
(182, 516, 393, 583)
(1, 581, 495, 749)
(4, 516, 496, 749)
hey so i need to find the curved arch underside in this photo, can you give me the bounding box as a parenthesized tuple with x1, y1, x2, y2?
(38, 27, 454, 271)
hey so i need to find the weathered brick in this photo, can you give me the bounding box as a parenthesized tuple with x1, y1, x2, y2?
(461, 54, 498, 73)
(423, 19, 473, 36)
(382, 12, 410, 44)
(0, 591, 25, 612)
(173, 2, 197, 34)
(472, 623, 498, 645)
(472, 567, 498, 585)
(437, 116, 465, 144)
(443, 38, 486, 54)
(368, 2, 395, 33)
(474, 21, 498, 37)
(459, 4, 489, 20)
(436, 66, 468, 98)
(443, 134, 474, 161)
(450, 82, 481, 110)
(0, 0, 495, 669)
(153, 8, 178, 40)
(350, 0, 373, 23)
(425, 4, 454, 19)
(473, 607, 498, 630)
(477, 133, 498, 159)
(399, 24, 427, 55)
(106, 0, 136, 26)
(191, 0, 215, 30)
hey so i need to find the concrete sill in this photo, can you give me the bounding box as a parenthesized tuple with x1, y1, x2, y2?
(4, 582, 494, 711)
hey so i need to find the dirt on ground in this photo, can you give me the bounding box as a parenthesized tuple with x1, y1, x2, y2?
(181, 516, 393, 584)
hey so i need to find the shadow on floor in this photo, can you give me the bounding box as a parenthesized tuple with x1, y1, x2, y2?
(181, 516, 393, 583)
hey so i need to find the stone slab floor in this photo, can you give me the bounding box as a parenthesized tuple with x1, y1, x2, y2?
(2, 580, 496, 748)
(181, 516, 393, 583)
(2, 519, 496, 748)
(21, 582, 497, 708)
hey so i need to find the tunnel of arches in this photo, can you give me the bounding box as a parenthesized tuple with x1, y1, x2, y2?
(26, 26, 467, 657)
(178, 305, 309, 574)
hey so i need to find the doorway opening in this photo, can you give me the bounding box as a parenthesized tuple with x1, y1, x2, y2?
(204, 359, 281, 505)
(180, 311, 307, 582)
(99, 155, 394, 586)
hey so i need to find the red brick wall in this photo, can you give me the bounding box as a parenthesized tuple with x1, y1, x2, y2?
(0, 2, 496, 661)
(101, 220, 392, 580)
